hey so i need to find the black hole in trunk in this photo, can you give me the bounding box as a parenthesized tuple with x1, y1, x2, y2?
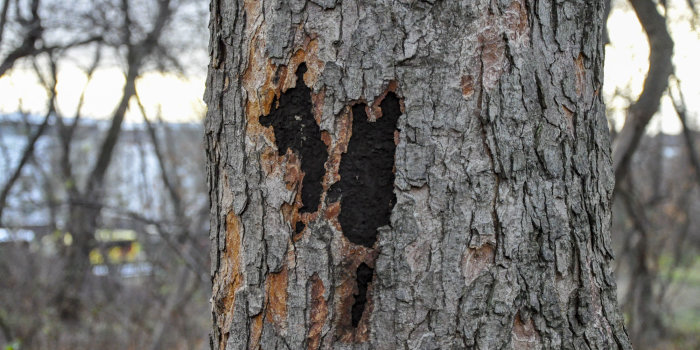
(259, 63, 327, 213)
(351, 263, 374, 327)
(336, 93, 401, 247)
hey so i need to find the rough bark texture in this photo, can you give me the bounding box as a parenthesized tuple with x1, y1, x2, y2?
(204, 1, 632, 349)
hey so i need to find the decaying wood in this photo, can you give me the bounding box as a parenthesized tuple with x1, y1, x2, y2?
(205, 1, 632, 349)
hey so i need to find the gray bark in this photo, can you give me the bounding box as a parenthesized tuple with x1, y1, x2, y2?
(205, 1, 632, 349)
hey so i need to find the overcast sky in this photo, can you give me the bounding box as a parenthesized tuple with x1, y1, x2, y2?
(0, 1, 698, 132)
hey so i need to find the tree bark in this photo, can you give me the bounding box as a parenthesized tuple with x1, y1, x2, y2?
(205, 1, 632, 349)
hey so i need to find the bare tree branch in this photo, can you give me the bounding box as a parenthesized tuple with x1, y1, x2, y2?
(0, 0, 42, 77)
(54, 0, 177, 322)
(85, 0, 172, 198)
(669, 77, 700, 186)
(0, 54, 56, 225)
(147, 265, 197, 350)
(612, 0, 674, 183)
(617, 181, 666, 345)
(55, 44, 102, 191)
(135, 94, 183, 224)
(135, 91, 207, 276)
(106, 205, 206, 281)
(0, 30, 103, 77)
(0, 0, 11, 45)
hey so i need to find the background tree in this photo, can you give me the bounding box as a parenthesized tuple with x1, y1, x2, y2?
(0, 0, 211, 348)
(205, 1, 632, 348)
(604, 1, 700, 348)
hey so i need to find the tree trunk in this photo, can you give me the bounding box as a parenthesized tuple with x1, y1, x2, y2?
(204, 1, 632, 349)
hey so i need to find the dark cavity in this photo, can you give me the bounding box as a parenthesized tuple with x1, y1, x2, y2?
(259, 63, 327, 213)
(295, 221, 305, 234)
(351, 263, 374, 327)
(334, 93, 401, 247)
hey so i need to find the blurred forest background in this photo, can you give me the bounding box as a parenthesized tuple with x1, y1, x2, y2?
(0, 0, 698, 349)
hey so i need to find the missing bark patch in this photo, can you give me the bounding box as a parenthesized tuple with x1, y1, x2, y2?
(259, 63, 327, 213)
(295, 221, 305, 234)
(308, 274, 328, 348)
(351, 263, 374, 328)
(334, 93, 401, 247)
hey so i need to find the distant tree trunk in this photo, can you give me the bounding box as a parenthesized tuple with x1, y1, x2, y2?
(205, 1, 632, 349)
(53, 0, 172, 322)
